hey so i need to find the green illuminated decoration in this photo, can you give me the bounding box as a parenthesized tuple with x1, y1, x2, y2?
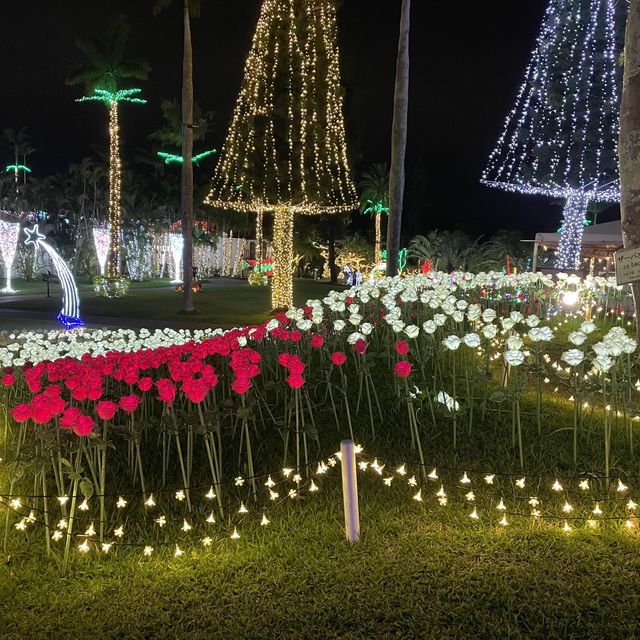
(76, 87, 147, 106)
(157, 148, 217, 165)
(380, 248, 407, 271)
(5, 164, 31, 174)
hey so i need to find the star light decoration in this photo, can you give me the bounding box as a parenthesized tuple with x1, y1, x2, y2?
(24, 224, 84, 329)
(205, 0, 357, 308)
(76, 88, 146, 286)
(0, 220, 20, 292)
(481, 0, 626, 270)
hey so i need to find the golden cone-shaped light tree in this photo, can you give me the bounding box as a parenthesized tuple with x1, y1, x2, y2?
(205, 0, 356, 309)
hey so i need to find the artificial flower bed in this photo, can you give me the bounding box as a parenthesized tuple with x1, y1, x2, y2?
(0, 270, 638, 567)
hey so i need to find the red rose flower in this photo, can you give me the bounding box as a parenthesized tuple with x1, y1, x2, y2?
(395, 340, 410, 355)
(73, 414, 95, 437)
(287, 373, 305, 389)
(182, 379, 209, 403)
(395, 361, 412, 378)
(11, 403, 32, 423)
(119, 394, 142, 413)
(310, 334, 324, 348)
(353, 339, 368, 355)
(330, 351, 347, 366)
(138, 377, 153, 392)
(60, 407, 83, 430)
(1, 373, 15, 387)
(290, 330, 302, 342)
(156, 379, 176, 404)
(231, 377, 252, 395)
(96, 401, 118, 421)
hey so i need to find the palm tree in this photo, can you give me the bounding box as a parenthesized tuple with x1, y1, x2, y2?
(359, 163, 389, 262)
(620, 0, 640, 339)
(386, 0, 410, 277)
(152, 0, 203, 313)
(67, 16, 149, 287)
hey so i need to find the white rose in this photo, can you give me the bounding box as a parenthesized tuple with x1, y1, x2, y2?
(463, 333, 481, 348)
(392, 320, 406, 333)
(510, 311, 524, 323)
(525, 315, 540, 328)
(423, 320, 437, 334)
(568, 331, 587, 346)
(360, 322, 373, 335)
(482, 309, 497, 323)
(501, 318, 515, 331)
(347, 332, 365, 345)
(561, 349, 584, 367)
(506, 336, 524, 350)
(442, 335, 462, 350)
(434, 314, 447, 327)
(504, 350, 525, 366)
(467, 304, 481, 321)
(580, 321, 596, 334)
(404, 325, 420, 339)
(334, 320, 346, 332)
(348, 313, 363, 326)
(593, 355, 613, 373)
(482, 324, 498, 339)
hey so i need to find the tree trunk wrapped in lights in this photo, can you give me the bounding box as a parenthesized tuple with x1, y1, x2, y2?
(482, 0, 626, 270)
(205, 0, 356, 309)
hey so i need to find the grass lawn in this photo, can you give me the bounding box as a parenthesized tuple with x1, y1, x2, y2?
(0, 279, 342, 329)
(2, 478, 639, 639)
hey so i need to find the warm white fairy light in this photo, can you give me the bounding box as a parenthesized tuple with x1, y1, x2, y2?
(58, 495, 69, 506)
(78, 498, 89, 511)
(15, 519, 26, 531)
(264, 476, 275, 488)
(230, 527, 240, 540)
(460, 472, 471, 485)
(592, 503, 603, 515)
(436, 485, 447, 499)
(260, 514, 270, 526)
(515, 478, 526, 489)
(169, 233, 184, 283)
(309, 480, 319, 492)
(238, 502, 248, 514)
(282, 467, 293, 478)
(145, 494, 156, 507)
(465, 491, 476, 502)
(52, 530, 63, 542)
(57, 518, 68, 530)
(268, 489, 279, 501)
(182, 519, 192, 532)
(469, 508, 479, 520)
(292, 473, 302, 484)
(497, 498, 506, 511)
(562, 521, 573, 533)
(92, 226, 110, 276)
(499, 515, 509, 527)
(114, 525, 124, 538)
(562, 502, 574, 513)
(143, 545, 154, 556)
(0, 220, 19, 292)
(85, 522, 96, 537)
(481, 0, 625, 268)
(484, 474, 495, 485)
(428, 468, 438, 480)
(101, 542, 113, 553)
(174, 545, 183, 558)
(358, 461, 369, 472)
(156, 515, 167, 527)
(175, 490, 185, 502)
(116, 496, 127, 508)
(206, 512, 216, 524)
(78, 540, 90, 554)
(552, 480, 563, 492)
(413, 489, 423, 502)
(10, 498, 21, 510)
(396, 464, 407, 476)
(407, 476, 417, 487)
(579, 479, 590, 491)
(617, 479, 628, 493)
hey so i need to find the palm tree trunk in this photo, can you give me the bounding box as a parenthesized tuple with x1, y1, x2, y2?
(107, 100, 121, 279)
(375, 212, 382, 263)
(181, 0, 195, 313)
(620, 0, 640, 342)
(386, 0, 410, 277)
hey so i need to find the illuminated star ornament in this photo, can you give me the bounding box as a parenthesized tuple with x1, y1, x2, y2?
(24, 225, 84, 329)
(481, 0, 626, 270)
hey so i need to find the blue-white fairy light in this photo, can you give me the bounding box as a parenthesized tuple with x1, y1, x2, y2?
(25, 225, 84, 329)
(482, 0, 626, 269)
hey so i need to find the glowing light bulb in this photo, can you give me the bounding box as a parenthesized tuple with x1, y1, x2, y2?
(175, 490, 185, 502)
(206, 512, 216, 524)
(579, 479, 590, 491)
(78, 498, 89, 511)
(428, 468, 438, 480)
(562, 521, 572, 533)
(114, 525, 124, 538)
(101, 542, 113, 553)
(309, 481, 319, 492)
(143, 546, 153, 556)
(552, 480, 563, 492)
(156, 515, 167, 527)
(230, 527, 240, 540)
(562, 502, 573, 513)
(497, 498, 506, 511)
(407, 476, 417, 487)
(78, 540, 90, 553)
(58, 496, 69, 506)
(592, 503, 603, 515)
(499, 515, 509, 526)
(202, 536, 213, 547)
(52, 530, 63, 542)
(515, 477, 525, 489)
(384, 477, 393, 487)
(469, 508, 479, 520)
(174, 545, 183, 558)
(264, 476, 275, 488)
(206, 487, 216, 499)
(145, 494, 156, 507)
(396, 464, 407, 476)
(484, 474, 495, 485)
(460, 472, 471, 485)
(238, 502, 248, 514)
(182, 519, 192, 532)
(261, 514, 270, 526)
(282, 468, 293, 478)
(617, 479, 628, 493)
(413, 489, 423, 502)
(85, 522, 96, 537)
(116, 496, 127, 508)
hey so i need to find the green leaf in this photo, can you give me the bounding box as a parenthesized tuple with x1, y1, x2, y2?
(80, 478, 94, 499)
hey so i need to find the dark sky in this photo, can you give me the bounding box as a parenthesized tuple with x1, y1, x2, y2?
(0, 0, 620, 238)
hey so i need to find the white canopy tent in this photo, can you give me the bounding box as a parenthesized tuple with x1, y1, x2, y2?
(531, 220, 622, 272)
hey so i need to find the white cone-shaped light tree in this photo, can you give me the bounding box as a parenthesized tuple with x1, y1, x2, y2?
(205, 0, 357, 308)
(482, 0, 626, 270)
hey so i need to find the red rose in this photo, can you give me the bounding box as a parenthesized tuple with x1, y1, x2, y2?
(353, 339, 368, 355)
(119, 394, 142, 413)
(330, 351, 347, 366)
(96, 401, 118, 420)
(182, 379, 209, 403)
(43, 384, 62, 398)
(60, 407, 83, 430)
(1, 373, 15, 387)
(287, 357, 305, 375)
(138, 377, 153, 392)
(11, 404, 32, 423)
(287, 373, 305, 389)
(290, 330, 302, 342)
(73, 414, 95, 437)
(231, 377, 252, 395)
(278, 353, 293, 368)
(310, 335, 324, 348)
(395, 340, 410, 355)
(395, 361, 412, 378)
(156, 379, 176, 404)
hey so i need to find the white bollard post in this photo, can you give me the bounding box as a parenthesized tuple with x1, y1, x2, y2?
(340, 439, 360, 542)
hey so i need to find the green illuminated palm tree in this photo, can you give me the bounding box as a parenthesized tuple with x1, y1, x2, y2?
(152, 0, 203, 312)
(359, 162, 389, 262)
(67, 16, 149, 284)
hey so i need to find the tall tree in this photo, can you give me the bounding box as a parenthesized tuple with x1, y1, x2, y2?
(386, 0, 410, 278)
(620, 0, 640, 337)
(68, 16, 149, 291)
(153, 0, 202, 313)
(359, 163, 389, 263)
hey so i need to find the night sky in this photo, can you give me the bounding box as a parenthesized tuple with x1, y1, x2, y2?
(0, 0, 620, 238)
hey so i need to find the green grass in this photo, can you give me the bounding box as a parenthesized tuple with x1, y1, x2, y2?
(2, 481, 640, 639)
(0, 279, 342, 329)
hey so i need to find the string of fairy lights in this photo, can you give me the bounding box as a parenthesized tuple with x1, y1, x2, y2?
(481, 0, 625, 270)
(0, 219, 20, 292)
(76, 88, 146, 288)
(205, 0, 357, 308)
(4, 442, 640, 563)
